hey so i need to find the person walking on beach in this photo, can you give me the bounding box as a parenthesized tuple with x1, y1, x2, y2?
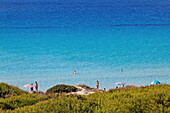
(35, 81, 38, 91)
(96, 81, 99, 89)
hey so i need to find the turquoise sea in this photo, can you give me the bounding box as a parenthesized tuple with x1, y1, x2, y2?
(0, 0, 170, 91)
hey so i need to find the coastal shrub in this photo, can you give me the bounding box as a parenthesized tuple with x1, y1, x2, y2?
(3, 94, 49, 109)
(0, 94, 50, 111)
(77, 84, 91, 89)
(0, 83, 27, 98)
(7, 95, 100, 113)
(46, 84, 78, 93)
(0, 102, 13, 110)
(0, 84, 169, 113)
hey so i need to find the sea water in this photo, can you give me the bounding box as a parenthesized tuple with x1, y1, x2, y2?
(0, 0, 170, 91)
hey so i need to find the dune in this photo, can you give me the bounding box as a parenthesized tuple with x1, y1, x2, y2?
(68, 84, 103, 95)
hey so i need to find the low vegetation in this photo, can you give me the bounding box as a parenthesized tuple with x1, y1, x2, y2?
(0, 83, 27, 98)
(0, 82, 170, 113)
(46, 84, 78, 93)
(0, 94, 50, 110)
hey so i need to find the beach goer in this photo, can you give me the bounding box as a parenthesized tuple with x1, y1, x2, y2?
(35, 81, 38, 91)
(73, 70, 76, 74)
(30, 83, 33, 92)
(96, 81, 99, 89)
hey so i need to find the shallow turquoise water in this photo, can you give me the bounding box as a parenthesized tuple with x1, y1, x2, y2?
(0, 0, 170, 91)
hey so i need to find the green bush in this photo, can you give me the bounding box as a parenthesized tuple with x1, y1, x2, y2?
(46, 84, 78, 93)
(7, 95, 100, 113)
(1, 94, 49, 109)
(0, 83, 170, 113)
(0, 83, 27, 98)
(0, 94, 50, 111)
(77, 84, 91, 89)
(0, 102, 13, 110)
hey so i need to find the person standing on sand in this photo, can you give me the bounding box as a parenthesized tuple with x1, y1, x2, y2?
(96, 81, 99, 89)
(30, 83, 33, 92)
(35, 81, 38, 91)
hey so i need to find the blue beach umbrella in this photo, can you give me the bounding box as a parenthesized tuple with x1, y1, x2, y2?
(151, 80, 160, 85)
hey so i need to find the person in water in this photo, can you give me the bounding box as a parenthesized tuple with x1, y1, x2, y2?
(96, 81, 99, 89)
(35, 81, 38, 91)
(73, 70, 76, 74)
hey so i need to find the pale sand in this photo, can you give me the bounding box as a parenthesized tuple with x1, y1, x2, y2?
(68, 85, 104, 95)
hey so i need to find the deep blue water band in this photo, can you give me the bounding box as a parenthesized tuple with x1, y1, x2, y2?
(1, 24, 170, 29)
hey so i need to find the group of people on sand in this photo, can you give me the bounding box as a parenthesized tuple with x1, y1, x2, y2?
(74, 69, 123, 90)
(30, 81, 38, 92)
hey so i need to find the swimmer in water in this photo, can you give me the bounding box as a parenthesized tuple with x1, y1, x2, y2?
(120, 69, 123, 72)
(73, 70, 76, 74)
